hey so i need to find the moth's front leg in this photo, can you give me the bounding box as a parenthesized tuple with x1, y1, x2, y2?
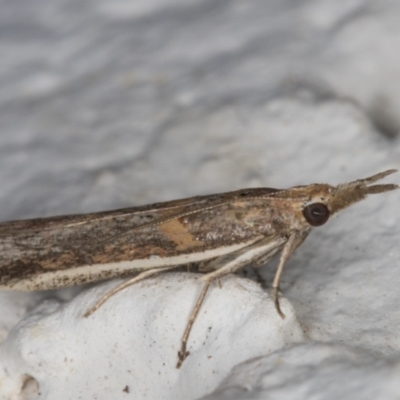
(176, 235, 286, 368)
(271, 231, 309, 318)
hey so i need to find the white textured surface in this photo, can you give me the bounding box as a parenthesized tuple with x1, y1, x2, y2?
(0, 275, 304, 400)
(200, 343, 400, 400)
(1, 0, 400, 399)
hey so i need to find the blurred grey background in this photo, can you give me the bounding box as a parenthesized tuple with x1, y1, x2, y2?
(1, 0, 399, 221)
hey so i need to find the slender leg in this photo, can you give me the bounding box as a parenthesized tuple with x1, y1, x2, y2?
(200, 236, 286, 282)
(84, 266, 178, 318)
(176, 235, 286, 368)
(176, 280, 211, 368)
(272, 231, 308, 319)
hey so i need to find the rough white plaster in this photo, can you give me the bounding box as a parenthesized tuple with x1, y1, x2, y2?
(0, 274, 304, 400)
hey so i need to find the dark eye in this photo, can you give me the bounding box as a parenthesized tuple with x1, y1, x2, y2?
(302, 203, 330, 226)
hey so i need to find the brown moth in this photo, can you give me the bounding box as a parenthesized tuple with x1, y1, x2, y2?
(0, 169, 397, 367)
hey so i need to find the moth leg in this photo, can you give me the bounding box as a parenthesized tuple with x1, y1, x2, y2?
(84, 266, 179, 318)
(176, 235, 286, 368)
(243, 247, 282, 285)
(199, 236, 287, 282)
(272, 231, 309, 319)
(176, 280, 211, 369)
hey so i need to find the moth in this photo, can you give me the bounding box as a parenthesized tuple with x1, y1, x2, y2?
(0, 170, 397, 368)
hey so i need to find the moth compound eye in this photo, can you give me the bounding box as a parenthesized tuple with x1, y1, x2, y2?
(302, 203, 329, 226)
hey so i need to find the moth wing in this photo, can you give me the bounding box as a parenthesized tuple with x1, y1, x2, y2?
(0, 187, 282, 289)
(0, 187, 280, 236)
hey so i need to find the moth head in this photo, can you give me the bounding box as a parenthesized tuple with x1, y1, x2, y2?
(298, 169, 398, 228)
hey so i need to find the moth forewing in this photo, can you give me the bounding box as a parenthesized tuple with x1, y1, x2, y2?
(0, 169, 397, 369)
(0, 187, 282, 291)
